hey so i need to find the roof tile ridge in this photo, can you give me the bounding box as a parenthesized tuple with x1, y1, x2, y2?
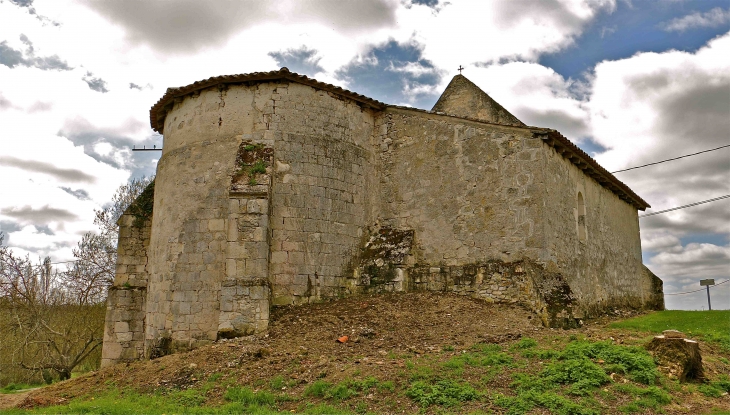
(149, 68, 386, 133)
(543, 129, 649, 209)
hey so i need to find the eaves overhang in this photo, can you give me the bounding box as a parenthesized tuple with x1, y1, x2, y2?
(149, 67, 386, 134)
(536, 128, 650, 210)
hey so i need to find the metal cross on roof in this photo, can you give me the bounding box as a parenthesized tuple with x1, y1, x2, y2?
(458, 65, 464, 74)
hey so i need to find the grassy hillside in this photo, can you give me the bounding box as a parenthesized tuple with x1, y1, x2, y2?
(610, 310, 730, 351)
(1, 295, 729, 415)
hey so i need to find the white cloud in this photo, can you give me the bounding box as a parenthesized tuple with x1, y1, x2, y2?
(78, 0, 400, 54)
(647, 242, 730, 310)
(582, 32, 730, 309)
(661, 7, 730, 32)
(641, 231, 682, 253)
(464, 62, 591, 140)
(394, 0, 615, 71)
(588, 32, 730, 225)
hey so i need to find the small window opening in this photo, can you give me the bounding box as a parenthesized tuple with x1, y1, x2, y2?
(577, 192, 587, 242)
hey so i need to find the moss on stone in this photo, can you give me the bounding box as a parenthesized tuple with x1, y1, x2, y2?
(127, 180, 155, 228)
(232, 141, 273, 184)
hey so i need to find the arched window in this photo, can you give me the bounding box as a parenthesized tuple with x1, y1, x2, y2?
(576, 192, 587, 242)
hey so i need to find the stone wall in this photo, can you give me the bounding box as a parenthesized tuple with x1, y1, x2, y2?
(537, 136, 663, 316)
(268, 82, 377, 305)
(372, 107, 661, 319)
(101, 213, 150, 367)
(351, 227, 581, 327)
(143, 80, 378, 355)
(377, 108, 545, 265)
(220, 142, 273, 338)
(144, 83, 263, 355)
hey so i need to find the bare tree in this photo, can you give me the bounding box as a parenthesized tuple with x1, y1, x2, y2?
(0, 237, 104, 381)
(0, 177, 153, 382)
(67, 176, 153, 301)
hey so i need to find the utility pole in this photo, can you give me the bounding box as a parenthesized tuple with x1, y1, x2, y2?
(700, 279, 715, 310)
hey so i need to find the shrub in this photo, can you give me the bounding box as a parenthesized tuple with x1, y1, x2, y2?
(560, 341, 658, 384)
(514, 338, 538, 350)
(406, 379, 479, 407)
(250, 160, 267, 174)
(543, 358, 610, 389)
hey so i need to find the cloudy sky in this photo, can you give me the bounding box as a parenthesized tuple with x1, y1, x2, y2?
(0, 0, 728, 309)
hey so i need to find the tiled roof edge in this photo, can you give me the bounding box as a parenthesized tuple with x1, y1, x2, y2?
(149, 67, 386, 133)
(540, 129, 650, 210)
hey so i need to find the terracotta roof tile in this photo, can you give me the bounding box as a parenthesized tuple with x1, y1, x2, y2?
(149, 67, 386, 133)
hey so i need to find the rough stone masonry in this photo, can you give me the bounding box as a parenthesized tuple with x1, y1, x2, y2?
(101, 68, 664, 367)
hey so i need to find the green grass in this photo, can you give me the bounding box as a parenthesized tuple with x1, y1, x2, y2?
(0, 389, 242, 415)
(0, 387, 343, 415)
(698, 375, 730, 398)
(493, 391, 599, 415)
(302, 377, 387, 402)
(224, 386, 277, 406)
(609, 310, 730, 350)
(491, 338, 666, 415)
(0, 383, 41, 394)
(558, 341, 658, 385)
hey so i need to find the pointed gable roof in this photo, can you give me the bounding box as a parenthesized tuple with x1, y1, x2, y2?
(431, 74, 525, 127)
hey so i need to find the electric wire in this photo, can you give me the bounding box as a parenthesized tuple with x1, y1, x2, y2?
(639, 195, 730, 218)
(664, 279, 729, 296)
(611, 144, 730, 173)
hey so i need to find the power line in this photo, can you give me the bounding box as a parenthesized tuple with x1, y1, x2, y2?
(611, 144, 730, 173)
(664, 279, 729, 296)
(639, 195, 730, 218)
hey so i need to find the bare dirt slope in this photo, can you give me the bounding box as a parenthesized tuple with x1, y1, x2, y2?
(0, 391, 32, 410)
(14, 292, 730, 414)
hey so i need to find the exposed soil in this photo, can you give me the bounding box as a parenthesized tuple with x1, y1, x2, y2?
(13, 292, 730, 414)
(0, 391, 33, 410)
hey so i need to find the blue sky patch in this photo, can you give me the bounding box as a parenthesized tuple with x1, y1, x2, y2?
(540, 1, 730, 80)
(336, 40, 444, 109)
(269, 47, 325, 77)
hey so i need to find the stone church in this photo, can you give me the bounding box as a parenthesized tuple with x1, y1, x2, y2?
(101, 68, 664, 366)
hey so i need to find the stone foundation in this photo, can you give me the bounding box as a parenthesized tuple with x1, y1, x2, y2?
(101, 286, 146, 367)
